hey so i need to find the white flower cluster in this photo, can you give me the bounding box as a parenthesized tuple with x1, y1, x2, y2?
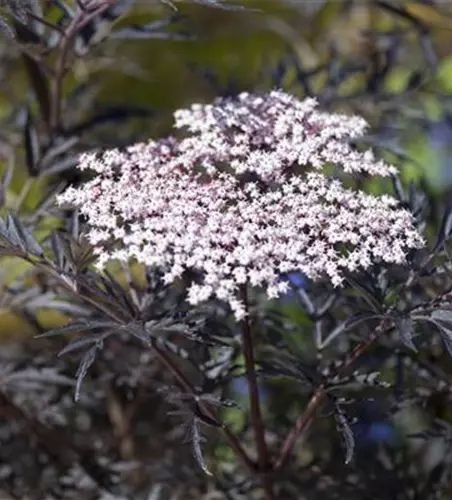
(174, 90, 397, 181)
(58, 90, 424, 319)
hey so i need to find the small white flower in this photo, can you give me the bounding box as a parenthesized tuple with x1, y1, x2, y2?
(58, 91, 424, 320)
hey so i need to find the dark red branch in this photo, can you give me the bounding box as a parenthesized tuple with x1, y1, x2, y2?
(152, 342, 257, 476)
(50, 1, 117, 131)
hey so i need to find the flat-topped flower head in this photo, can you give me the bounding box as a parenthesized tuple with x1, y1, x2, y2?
(174, 90, 397, 181)
(58, 91, 424, 319)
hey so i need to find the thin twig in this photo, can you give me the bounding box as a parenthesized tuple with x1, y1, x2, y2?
(50, 1, 116, 130)
(27, 12, 65, 35)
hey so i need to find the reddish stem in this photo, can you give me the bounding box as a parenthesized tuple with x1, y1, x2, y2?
(50, 1, 117, 131)
(152, 343, 257, 476)
(240, 285, 275, 500)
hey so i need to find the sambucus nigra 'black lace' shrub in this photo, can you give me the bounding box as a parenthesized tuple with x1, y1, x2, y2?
(1, 1, 452, 500)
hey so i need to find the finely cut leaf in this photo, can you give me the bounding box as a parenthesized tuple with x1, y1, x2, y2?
(199, 394, 239, 408)
(153, 337, 189, 359)
(36, 321, 117, 338)
(75, 344, 98, 402)
(58, 332, 111, 357)
(397, 317, 417, 352)
(5, 213, 26, 250)
(191, 419, 212, 476)
(335, 409, 355, 465)
(50, 230, 65, 269)
(127, 324, 152, 346)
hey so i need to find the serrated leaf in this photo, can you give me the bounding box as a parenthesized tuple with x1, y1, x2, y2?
(0, 213, 44, 257)
(58, 332, 111, 357)
(75, 344, 98, 402)
(335, 409, 355, 465)
(191, 419, 212, 476)
(5, 214, 43, 256)
(153, 337, 189, 360)
(36, 320, 117, 338)
(396, 317, 417, 352)
(68, 210, 79, 240)
(75, 275, 127, 311)
(101, 270, 136, 316)
(128, 324, 152, 346)
(419, 315, 452, 357)
(321, 321, 348, 349)
(346, 276, 382, 313)
(327, 371, 391, 391)
(5, 213, 26, 250)
(392, 175, 406, 203)
(23, 230, 43, 257)
(50, 230, 65, 269)
(56, 232, 76, 265)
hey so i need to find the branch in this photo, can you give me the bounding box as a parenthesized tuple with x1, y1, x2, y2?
(50, 0, 117, 131)
(152, 342, 257, 475)
(240, 285, 275, 500)
(274, 318, 392, 471)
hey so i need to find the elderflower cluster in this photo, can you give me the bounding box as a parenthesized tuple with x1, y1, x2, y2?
(173, 90, 397, 181)
(58, 90, 424, 320)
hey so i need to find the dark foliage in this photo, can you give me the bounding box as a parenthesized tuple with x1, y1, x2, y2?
(1, 1, 452, 499)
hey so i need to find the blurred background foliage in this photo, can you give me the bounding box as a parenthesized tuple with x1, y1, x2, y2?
(2, 1, 452, 498)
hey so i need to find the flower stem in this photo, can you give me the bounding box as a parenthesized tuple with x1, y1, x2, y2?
(240, 285, 275, 500)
